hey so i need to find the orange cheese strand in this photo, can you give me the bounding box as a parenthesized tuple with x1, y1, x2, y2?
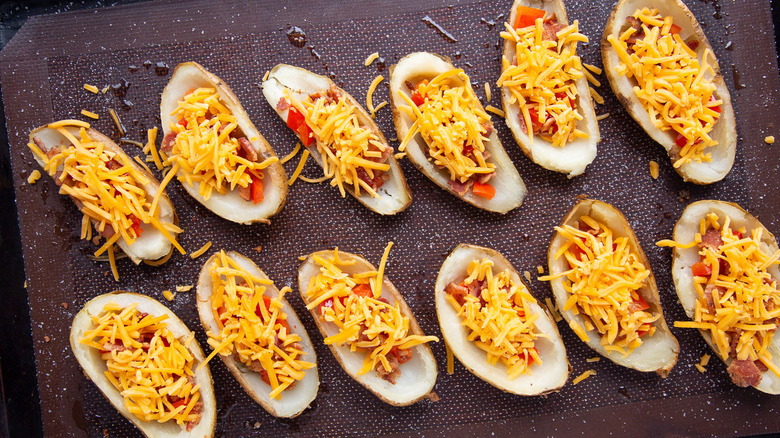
(445, 258, 541, 379)
(78, 303, 202, 428)
(398, 69, 495, 183)
(167, 88, 278, 200)
(202, 250, 314, 399)
(497, 17, 589, 147)
(540, 215, 659, 355)
(304, 246, 438, 376)
(665, 214, 780, 373)
(607, 8, 722, 167)
(27, 123, 181, 252)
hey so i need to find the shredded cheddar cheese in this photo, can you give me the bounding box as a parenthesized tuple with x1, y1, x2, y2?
(398, 69, 496, 184)
(572, 369, 596, 384)
(497, 15, 589, 147)
(79, 302, 203, 429)
(27, 169, 41, 184)
(83, 84, 99, 94)
(81, 109, 99, 120)
(539, 216, 659, 355)
(366, 75, 384, 114)
(364, 52, 380, 67)
(189, 241, 212, 259)
(202, 251, 314, 399)
(27, 121, 184, 264)
(649, 160, 659, 179)
(289, 88, 392, 198)
(304, 246, 438, 379)
(445, 258, 541, 379)
(765, 136, 775, 145)
(658, 213, 780, 378)
(607, 8, 722, 168)
(166, 88, 278, 200)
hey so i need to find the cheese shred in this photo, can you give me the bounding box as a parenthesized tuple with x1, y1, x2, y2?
(189, 241, 212, 259)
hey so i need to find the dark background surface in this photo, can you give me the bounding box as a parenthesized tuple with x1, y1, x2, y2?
(0, 1, 778, 437)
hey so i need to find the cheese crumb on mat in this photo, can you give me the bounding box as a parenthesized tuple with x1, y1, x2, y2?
(366, 75, 384, 114)
(81, 109, 99, 120)
(27, 169, 41, 184)
(163, 290, 175, 301)
(288, 149, 310, 186)
(572, 369, 596, 384)
(765, 136, 775, 144)
(446, 342, 455, 375)
(364, 52, 379, 66)
(176, 285, 193, 293)
(189, 241, 213, 259)
(586, 357, 601, 363)
(83, 84, 99, 94)
(280, 143, 301, 164)
(484, 82, 491, 102)
(485, 105, 505, 118)
(596, 113, 610, 121)
(649, 160, 659, 179)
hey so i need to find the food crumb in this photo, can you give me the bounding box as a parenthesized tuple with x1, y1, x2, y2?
(44, 336, 50, 343)
(176, 285, 193, 292)
(649, 160, 659, 179)
(92, 236, 101, 245)
(61, 302, 69, 309)
(426, 391, 441, 402)
(523, 270, 531, 282)
(765, 135, 775, 144)
(536, 265, 544, 274)
(163, 290, 175, 301)
(484, 82, 491, 101)
(27, 169, 42, 184)
(254, 246, 262, 253)
(586, 357, 601, 363)
(572, 369, 596, 385)
(253, 422, 262, 429)
(695, 364, 706, 373)
(103, 428, 109, 437)
(24, 280, 27, 288)
(677, 189, 690, 203)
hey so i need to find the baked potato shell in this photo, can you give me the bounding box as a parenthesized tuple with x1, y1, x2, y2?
(548, 199, 679, 376)
(669, 200, 780, 394)
(601, 0, 736, 184)
(196, 251, 319, 417)
(501, 0, 600, 178)
(435, 244, 570, 395)
(160, 62, 288, 224)
(261, 64, 412, 215)
(297, 249, 437, 406)
(388, 51, 526, 214)
(69, 291, 216, 438)
(29, 125, 177, 264)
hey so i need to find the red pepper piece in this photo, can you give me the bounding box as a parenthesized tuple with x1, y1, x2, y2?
(691, 261, 712, 277)
(251, 174, 264, 204)
(514, 6, 546, 29)
(472, 181, 496, 200)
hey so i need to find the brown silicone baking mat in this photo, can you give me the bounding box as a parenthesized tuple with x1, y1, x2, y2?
(2, 0, 780, 436)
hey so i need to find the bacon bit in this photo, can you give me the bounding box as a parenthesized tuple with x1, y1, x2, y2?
(44, 336, 51, 343)
(254, 246, 262, 253)
(426, 392, 441, 402)
(61, 302, 69, 309)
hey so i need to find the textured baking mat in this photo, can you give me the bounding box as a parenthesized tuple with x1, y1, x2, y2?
(2, 0, 780, 436)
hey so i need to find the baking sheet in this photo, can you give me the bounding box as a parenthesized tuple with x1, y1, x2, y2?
(2, 0, 780, 436)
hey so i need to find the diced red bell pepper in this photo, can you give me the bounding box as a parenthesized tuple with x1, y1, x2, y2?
(411, 91, 425, 106)
(171, 398, 188, 409)
(260, 370, 271, 386)
(528, 109, 544, 131)
(514, 6, 546, 29)
(472, 181, 496, 200)
(462, 144, 473, 157)
(691, 261, 712, 277)
(675, 133, 688, 148)
(251, 174, 264, 204)
(669, 23, 681, 34)
(286, 106, 313, 146)
(637, 329, 649, 338)
(130, 215, 144, 237)
(178, 118, 187, 128)
(632, 295, 650, 312)
(352, 283, 373, 298)
(709, 96, 721, 114)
